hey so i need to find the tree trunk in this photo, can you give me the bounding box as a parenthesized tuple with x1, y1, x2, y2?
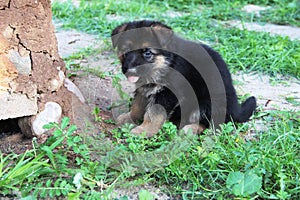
(0, 0, 79, 136)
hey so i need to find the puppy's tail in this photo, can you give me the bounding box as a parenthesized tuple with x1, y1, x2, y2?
(234, 96, 257, 123)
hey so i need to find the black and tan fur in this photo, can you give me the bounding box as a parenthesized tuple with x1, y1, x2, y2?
(111, 20, 256, 136)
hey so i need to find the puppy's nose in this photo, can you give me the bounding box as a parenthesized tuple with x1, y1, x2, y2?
(122, 64, 129, 74)
(122, 53, 137, 74)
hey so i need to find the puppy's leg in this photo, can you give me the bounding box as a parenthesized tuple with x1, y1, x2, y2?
(182, 124, 205, 134)
(182, 109, 206, 134)
(117, 93, 147, 125)
(131, 104, 167, 137)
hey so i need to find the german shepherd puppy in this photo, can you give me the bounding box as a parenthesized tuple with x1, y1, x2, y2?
(111, 20, 256, 137)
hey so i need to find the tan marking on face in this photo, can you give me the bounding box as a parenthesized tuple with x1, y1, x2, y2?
(141, 42, 151, 48)
(144, 54, 169, 84)
(151, 24, 167, 30)
(149, 48, 159, 54)
(154, 55, 167, 69)
(120, 41, 133, 52)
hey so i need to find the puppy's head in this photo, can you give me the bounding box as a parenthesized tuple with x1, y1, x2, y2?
(111, 20, 174, 84)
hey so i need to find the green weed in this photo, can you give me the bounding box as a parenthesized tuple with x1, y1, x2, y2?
(0, 118, 121, 199)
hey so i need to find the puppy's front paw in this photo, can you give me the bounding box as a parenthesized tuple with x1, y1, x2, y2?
(131, 126, 146, 135)
(131, 125, 158, 137)
(182, 124, 205, 134)
(117, 112, 134, 125)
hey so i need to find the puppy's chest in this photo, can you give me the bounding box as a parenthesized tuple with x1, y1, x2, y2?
(136, 84, 163, 99)
(137, 85, 164, 109)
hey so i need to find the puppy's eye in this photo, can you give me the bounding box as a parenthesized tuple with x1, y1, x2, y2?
(143, 49, 153, 61)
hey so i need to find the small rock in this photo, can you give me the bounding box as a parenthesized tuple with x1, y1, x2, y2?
(8, 49, 31, 75)
(242, 4, 270, 17)
(32, 102, 62, 136)
(163, 10, 184, 18)
(0, 91, 37, 120)
(49, 70, 65, 91)
(226, 20, 300, 41)
(106, 14, 124, 21)
(64, 78, 85, 103)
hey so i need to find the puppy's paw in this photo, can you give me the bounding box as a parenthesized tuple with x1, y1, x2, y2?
(117, 112, 134, 125)
(131, 125, 158, 137)
(182, 124, 205, 134)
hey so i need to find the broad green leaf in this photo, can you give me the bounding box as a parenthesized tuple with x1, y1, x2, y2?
(68, 192, 81, 200)
(73, 136, 82, 143)
(226, 170, 262, 197)
(43, 123, 55, 129)
(46, 179, 52, 187)
(92, 106, 100, 115)
(52, 129, 63, 137)
(67, 125, 77, 135)
(138, 189, 155, 200)
(61, 117, 70, 129)
(20, 196, 37, 200)
(41, 146, 55, 168)
(49, 135, 65, 150)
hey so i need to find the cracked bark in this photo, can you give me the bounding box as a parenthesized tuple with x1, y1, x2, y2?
(0, 0, 75, 128)
(0, 0, 11, 10)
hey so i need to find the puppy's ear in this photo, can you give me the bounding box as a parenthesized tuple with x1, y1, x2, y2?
(150, 22, 172, 30)
(111, 23, 128, 48)
(151, 23, 173, 48)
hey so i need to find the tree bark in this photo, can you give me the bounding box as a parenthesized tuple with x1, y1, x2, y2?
(0, 0, 76, 136)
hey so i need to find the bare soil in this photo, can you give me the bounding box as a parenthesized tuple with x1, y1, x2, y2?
(226, 20, 300, 41)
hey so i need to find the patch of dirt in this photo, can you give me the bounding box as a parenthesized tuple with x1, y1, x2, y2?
(112, 184, 171, 200)
(233, 73, 300, 111)
(55, 27, 100, 58)
(0, 133, 32, 155)
(68, 67, 134, 134)
(242, 4, 270, 17)
(224, 4, 300, 41)
(226, 20, 300, 41)
(0, 118, 29, 155)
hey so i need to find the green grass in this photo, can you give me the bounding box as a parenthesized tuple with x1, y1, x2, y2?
(1, 0, 299, 199)
(52, 0, 300, 78)
(154, 111, 300, 199)
(1, 112, 299, 199)
(157, 0, 300, 26)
